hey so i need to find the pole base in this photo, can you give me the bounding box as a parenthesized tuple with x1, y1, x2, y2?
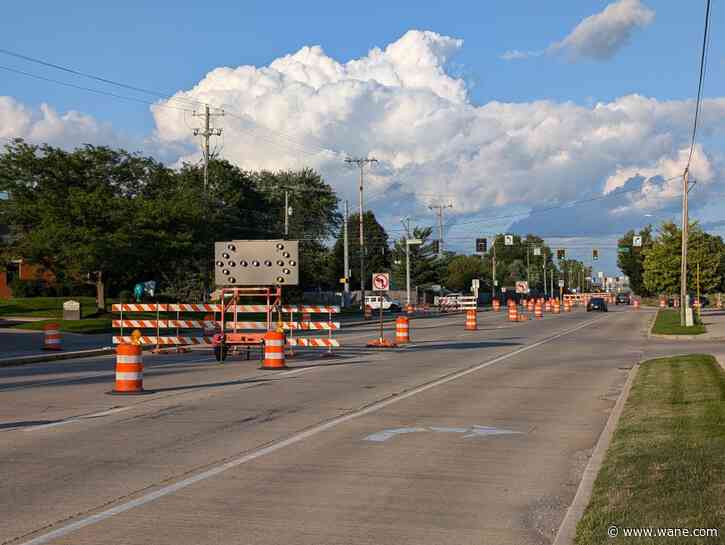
(367, 338, 397, 348)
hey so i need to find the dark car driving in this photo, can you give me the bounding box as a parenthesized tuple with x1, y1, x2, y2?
(587, 297, 608, 312)
(615, 293, 631, 305)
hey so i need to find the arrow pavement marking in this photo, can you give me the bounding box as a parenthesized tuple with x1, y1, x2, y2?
(365, 425, 522, 443)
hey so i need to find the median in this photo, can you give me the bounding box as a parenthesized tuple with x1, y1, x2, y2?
(574, 354, 725, 544)
(651, 308, 706, 336)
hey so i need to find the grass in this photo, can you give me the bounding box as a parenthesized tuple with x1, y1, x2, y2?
(575, 354, 725, 544)
(10, 317, 113, 334)
(651, 309, 706, 335)
(0, 297, 98, 318)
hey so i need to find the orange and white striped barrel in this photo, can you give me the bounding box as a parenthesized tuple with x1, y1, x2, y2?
(43, 322, 62, 351)
(465, 309, 477, 331)
(527, 300, 534, 312)
(262, 331, 286, 369)
(534, 302, 543, 319)
(508, 304, 518, 322)
(113, 344, 143, 394)
(564, 300, 572, 312)
(395, 316, 410, 344)
(492, 299, 500, 312)
(553, 300, 561, 314)
(544, 300, 552, 313)
(633, 299, 640, 310)
(659, 297, 666, 309)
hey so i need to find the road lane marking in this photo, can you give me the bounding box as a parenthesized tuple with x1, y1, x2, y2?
(17, 315, 602, 545)
(23, 406, 134, 432)
(365, 425, 522, 442)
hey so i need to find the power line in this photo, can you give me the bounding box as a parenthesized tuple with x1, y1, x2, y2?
(686, 0, 712, 168)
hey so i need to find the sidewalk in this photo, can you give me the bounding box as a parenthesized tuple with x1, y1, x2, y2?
(649, 308, 725, 341)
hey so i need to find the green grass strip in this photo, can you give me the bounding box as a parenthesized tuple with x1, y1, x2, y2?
(10, 318, 113, 334)
(651, 309, 706, 335)
(575, 354, 725, 544)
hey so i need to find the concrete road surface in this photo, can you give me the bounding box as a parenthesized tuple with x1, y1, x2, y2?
(0, 307, 673, 544)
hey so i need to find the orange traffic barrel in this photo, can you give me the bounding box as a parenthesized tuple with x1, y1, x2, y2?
(465, 309, 477, 331)
(262, 331, 287, 369)
(544, 300, 552, 313)
(508, 304, 518, 322)
(553, 301, 561, 314)
(564, 300, 572, 312)
(492, 299, 500, 312)
(633, 299, 640, 310)
(364, 305, 373, 320)
(43, 322, 62, 351)
(659, 297, 666, 309)
(112, 344, 144, 394)
(395, 316, 410, 343)
(534, 302, 543, 319)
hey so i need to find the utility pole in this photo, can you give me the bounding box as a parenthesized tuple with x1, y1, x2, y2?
(681, 168, 690, 326)
(543, 251, 547, 297)
(345, 157, 378, 309)
(284, 190, 290, 237)
(343, 200, 350, 301)
(428, 203, 453, 257)
(491, 241, 497, 300)
(192, 104, 224, 193)
(526, 244, 530, 288)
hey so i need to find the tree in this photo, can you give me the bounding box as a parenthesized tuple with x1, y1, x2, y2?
(445, 255, 488, 291)
(617, 226, 654, 296)
(332, 211, 390, 290)
(391, 226, 439, 289)
(490, 234, 557, 290)
(642, 221, 723, 295)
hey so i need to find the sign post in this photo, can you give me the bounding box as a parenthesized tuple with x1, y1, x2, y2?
(558, 278, 564, 301)
(371, 273, 390, 345)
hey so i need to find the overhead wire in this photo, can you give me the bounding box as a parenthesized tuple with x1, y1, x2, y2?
(686, 0, 712, 169)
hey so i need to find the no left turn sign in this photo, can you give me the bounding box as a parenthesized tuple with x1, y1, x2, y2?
(372, 273, 390, 291)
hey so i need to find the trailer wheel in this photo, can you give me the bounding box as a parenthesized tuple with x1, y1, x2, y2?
(214, 343, 228, 362)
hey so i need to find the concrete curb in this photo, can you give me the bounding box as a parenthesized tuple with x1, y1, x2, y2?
(0, 347, 116, 367)
(552, 361, 640, 545)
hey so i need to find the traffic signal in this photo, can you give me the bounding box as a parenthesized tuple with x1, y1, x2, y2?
(592, 248, 599, 261)
(475, 238, 487, 253)
(557, 248, 566, 260)
(431, 240, 440, 254)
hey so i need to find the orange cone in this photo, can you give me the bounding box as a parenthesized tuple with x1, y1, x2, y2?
(43, 322, 62, 351)
(465, 309, 477, 331)
(112, 344, 144, 394)
(262, 331, 287, 369)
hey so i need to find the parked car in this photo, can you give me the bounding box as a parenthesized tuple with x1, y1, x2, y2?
(615, 293, 631, 305)
(587, 297, 608, 312)
(364, 295, 401, 312)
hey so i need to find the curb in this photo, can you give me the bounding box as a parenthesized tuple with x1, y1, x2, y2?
(552, 361, 640, 545)
(0, 347, 116, 367)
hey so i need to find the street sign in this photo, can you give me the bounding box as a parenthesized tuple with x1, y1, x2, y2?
(515, 281, 529, 294)
(407, 238, 423, 245)
(504, 235, 514, 246)
(472, 279, 480, 289)
(339, 277, 348, 284)
(618, 246, 630, 253)
(592, 248, 599, 261)
(558, 279, 565, 288)
(372, 272, 390, 291)
(557, 248, 566, 260)
(633, 235, 642, 247)
(533, 246, 541, 256)
(494, 280, 499, 286)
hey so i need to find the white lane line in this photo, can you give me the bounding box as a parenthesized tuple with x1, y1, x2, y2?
(17, 316, 602, 545)
(23, 406, 134, 432)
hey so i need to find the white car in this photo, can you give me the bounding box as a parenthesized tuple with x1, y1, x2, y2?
(365, 295, 401, 312)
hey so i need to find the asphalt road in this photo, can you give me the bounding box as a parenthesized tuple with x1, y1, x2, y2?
(0, 306, 680, 545)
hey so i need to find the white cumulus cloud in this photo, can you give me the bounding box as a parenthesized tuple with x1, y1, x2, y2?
(502, 0, 655, 61)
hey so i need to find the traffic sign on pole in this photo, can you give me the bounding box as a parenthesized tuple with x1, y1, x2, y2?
(504, 235, 514, 246)
(633, 235, 643, 247)
(372, 273, 390, 292)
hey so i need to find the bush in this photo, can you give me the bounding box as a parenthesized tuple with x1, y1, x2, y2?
(9, 278, 47, 297)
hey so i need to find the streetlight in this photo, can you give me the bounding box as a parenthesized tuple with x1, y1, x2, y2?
(405, 238, 423, 305)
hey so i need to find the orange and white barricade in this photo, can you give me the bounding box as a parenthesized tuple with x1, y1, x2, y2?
(112, 343, 144, 394)
(553, 300, 561, 314)
(395, 316, 410, 344)
(508, 302, 518, 322)
(534, 302, 543, 319)
(43, 322, 62, 351)
(544, 299, 552, 313)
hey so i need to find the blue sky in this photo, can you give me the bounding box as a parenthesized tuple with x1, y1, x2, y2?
(1, 1, 722, 276)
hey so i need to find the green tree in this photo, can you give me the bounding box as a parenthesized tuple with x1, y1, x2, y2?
(643, 221, 723, 295)
(445, 255, 488, 291)
(391, 226, 438, 289)
(332, 211, 390, 290)
(617, 226, 654, 296)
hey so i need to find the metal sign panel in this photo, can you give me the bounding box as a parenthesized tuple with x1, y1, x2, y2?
(372, 273, 390, 291)
(633, 235, 642, 247)
(515, 281, 529, 294)
(215, 240, 299, 286)
(533, 246, 541, 256)
(504, 235, 514, 246)
(558, 279, 565, 288)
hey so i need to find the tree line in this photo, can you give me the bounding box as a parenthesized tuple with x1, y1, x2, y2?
(618, 222, 725, 296)
(0, 141, 589, 303)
